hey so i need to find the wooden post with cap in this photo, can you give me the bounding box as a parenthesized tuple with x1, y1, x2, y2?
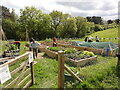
(58, 51, 64, 88)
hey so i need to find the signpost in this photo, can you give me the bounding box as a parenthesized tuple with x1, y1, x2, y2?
(29, 52, 34, 64)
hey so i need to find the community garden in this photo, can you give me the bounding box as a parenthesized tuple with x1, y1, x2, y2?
(0, 5, 120, 89)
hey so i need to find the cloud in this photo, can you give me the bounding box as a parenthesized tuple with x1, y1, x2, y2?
(1, 0, 119, 20)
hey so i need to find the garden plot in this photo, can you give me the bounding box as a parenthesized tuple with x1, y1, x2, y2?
(46, 47, 97, 66)
(65, 51, 97, 67)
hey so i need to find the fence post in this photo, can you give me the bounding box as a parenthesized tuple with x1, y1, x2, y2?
(30, 61, 34, 85)
(58, 51, 64, 88)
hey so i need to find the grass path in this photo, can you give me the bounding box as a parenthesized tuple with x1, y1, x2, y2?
(30, 52, 58, 88)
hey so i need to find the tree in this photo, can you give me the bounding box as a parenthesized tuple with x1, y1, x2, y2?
(115, 19, 119, 24)
(86, 16, 103, 25)
(75, 16, 89, 37)
(1, 6, 17, 22)
(19, 6, 54, 40)
(49, 10, 63, 36)
(107, 20, 113, 24)
(58, 15, 77, 38)
(2, 19, 19, 40)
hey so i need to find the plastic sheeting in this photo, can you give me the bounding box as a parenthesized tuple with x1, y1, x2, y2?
(71, 41, 118, 50)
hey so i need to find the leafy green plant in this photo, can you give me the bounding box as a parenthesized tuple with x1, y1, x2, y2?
(8, 44, 17, 50)
(66, 51, 95, 60)
(47, 47, 63, 52)
(64, 48, 77, 54)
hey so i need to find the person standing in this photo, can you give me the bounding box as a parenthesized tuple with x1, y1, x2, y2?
(88, 36, 93, 42)
(52, 37, 57, 47)
(84, 37, 88, 42)
(95, 36, 99, 42)
(30, 38, 40, 59)
(14, 41, 21, 49)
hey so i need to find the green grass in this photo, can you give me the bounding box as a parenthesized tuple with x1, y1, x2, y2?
(70, 28, 118, 44)
(30, 57, 58, 88)
(90, 28, 118, 43)
(66, 56, 119, 88)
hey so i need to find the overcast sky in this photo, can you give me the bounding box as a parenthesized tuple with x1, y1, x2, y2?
(1, 0, 120, 21)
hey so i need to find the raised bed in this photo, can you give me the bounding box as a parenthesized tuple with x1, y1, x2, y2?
(58, 43, 116, 56)
(64, 56, 97, 67)
(45, 49, 58, 58)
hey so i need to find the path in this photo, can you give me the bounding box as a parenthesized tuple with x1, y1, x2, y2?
(36, 52, 44, 59)
(31, 52, 58, 88)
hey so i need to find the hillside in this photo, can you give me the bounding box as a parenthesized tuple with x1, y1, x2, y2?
(90, 28, 118, 43)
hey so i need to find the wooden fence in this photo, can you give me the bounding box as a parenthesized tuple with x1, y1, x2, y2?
(0, 52, 34, 89)
(58, 51, 82, 88)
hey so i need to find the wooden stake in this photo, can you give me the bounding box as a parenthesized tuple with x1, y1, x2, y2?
(58, 51, 64, 88)
(30, 61, 35, 85)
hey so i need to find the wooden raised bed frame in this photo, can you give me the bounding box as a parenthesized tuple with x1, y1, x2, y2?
(64, 56, 97, 67)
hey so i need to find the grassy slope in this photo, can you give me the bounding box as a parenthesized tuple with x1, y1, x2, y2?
(70, 28, 118, 44)
(90, 28, 118, 43)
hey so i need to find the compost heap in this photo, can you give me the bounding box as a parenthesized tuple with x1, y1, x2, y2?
(71, 41, 118, 50)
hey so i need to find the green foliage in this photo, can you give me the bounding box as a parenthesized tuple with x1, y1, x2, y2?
(74, 56, 118, 88)
(75, 16, 90, 37)
(66, 51, 95, 60)
(8, 44, 17, 50)
(64, 48, 77, 54)
(47, 47, 63, 52)
(82, 51, 95, 57)
(94, 24, 104, 31)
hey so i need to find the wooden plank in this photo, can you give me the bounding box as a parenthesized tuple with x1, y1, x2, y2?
(15, 61, 30, 88)
(11, 63, 24, 75)
(58, 51, 64, 88)
(4, 68, 30, 88)
(4, 75, 18, 88)
(23, 80, 32, 89)
(0, 57, 13, 62)
(64, 65, 82, 82)
(18, 74, 31, 87)
(0, 52, 30, 67)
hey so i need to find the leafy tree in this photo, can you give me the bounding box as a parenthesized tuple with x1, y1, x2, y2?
(59, 16, 77, 38)
(75, 16, 89, 37)
(2, 19, 19, 40)
(107, 20, 113, 24)
(49, 10, 63, 36)
(1, 6, 17, 22)
(115, 19, 119, 24)
(19, 6, 53, 40)
(86, 16, 103, 25)
(94, 24, 104, 31)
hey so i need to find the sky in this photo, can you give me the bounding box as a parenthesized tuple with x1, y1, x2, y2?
(1, 0, 120, 21)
